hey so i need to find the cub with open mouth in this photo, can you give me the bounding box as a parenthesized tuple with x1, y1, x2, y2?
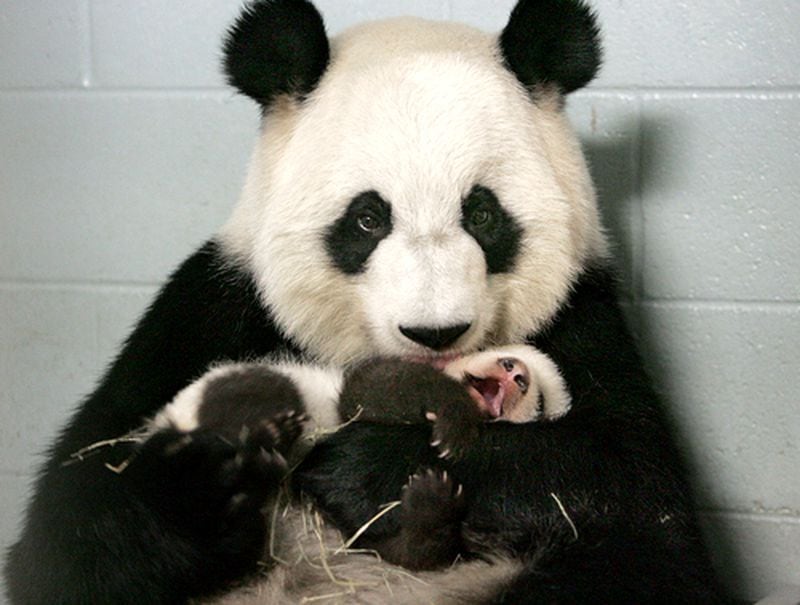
(443, 345, 571, 423)
(332, 345, 570, 570)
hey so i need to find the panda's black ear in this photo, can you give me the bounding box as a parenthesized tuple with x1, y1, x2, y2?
(223, 0, 330, 107)
(500, 0, 601, 95)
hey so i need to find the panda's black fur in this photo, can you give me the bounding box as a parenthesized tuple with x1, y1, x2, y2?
(460, 185, 524, 275)
(500, 0, 602, 94)
(223, 0, 330, 107)
(4, 242, 301, 603)
(325, 190, 395, 275)
(5, 0, 730, 603)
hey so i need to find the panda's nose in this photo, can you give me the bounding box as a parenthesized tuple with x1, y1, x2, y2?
(399, 323, 471, 350)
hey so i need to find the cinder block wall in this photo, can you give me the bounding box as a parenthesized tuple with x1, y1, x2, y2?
(1, 1, 797, 601)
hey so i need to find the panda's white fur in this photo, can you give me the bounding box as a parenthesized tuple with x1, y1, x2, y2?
(141, 16, 602, 603)
(152, 373, 531, 604)
(149, 360, 344, 436)
(221, 17, 607, 366)
(205, 516, 522, 605)
(150, 358, 342, 438)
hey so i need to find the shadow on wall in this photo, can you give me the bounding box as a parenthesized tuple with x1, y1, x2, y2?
(580, 112, 686, 299)
(583, 114, 750, 598)
(581, 129, 637, 296)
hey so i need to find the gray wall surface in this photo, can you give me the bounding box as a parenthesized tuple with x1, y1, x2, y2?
(1, 1, 798, 601)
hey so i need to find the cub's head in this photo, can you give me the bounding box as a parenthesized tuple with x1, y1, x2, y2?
(220, 0, 607, 364)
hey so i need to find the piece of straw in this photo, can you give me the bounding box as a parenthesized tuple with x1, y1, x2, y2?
(550, 492, 579, 540)
(336, 500, 402, 554)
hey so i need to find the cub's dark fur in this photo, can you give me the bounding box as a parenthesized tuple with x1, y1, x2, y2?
(295, 267, 727, 602)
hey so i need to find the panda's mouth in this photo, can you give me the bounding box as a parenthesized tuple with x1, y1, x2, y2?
(465, 374, 504, 418)
(406, 353, 463, 371)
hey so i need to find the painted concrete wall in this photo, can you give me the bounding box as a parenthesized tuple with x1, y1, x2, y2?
(1, 1, 798, 601)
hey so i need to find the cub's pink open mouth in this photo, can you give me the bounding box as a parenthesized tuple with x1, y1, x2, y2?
(465, 374, 504, 418)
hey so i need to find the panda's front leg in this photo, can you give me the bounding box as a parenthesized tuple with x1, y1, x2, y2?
(150, 360, 345, 441)
(123, 422, 294, 592)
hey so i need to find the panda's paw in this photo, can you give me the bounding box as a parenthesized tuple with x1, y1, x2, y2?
(133, 427, 287, 520)
(127, 427, 286, 568)
(152, 362, 308, 448)
(401, 469, 465, 528)
(253, 409, 307, 455)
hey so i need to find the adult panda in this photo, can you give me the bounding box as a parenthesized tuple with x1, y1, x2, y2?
(5, 0, 727, 603)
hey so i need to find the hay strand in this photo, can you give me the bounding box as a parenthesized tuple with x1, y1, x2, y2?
(550, 492, 578, 540)
(336, 500, 401, 554)
(63, 428, 148, 467)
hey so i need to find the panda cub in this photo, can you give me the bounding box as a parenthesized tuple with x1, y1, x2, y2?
(149, 345, 568, 571)
(335, 345, 571, 570)
(340, 345, 570, 456)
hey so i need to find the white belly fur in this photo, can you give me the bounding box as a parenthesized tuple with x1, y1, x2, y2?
(203, 494, 520, 605)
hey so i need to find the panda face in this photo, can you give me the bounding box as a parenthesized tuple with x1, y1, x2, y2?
(221, 16, 606, 365)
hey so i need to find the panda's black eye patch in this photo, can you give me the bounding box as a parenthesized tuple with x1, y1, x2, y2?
(325, 191, 393, 274)
(461, 184, 522, 274)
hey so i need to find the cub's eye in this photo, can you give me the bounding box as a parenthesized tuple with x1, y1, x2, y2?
(468, 207, 492, 228)
(357, 213, 382, 233)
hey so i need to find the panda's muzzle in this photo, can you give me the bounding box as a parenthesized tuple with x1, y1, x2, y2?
(399, 323, 470, 350)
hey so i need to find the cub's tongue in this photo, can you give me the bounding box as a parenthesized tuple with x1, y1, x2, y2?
(466, 375, 504, 418)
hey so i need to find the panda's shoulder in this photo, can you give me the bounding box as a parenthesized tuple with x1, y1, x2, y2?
(135, 239, 273, 343)
(97, 240, 300, 423)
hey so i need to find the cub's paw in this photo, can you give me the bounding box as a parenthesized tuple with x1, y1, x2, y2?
(400, 469, 465, 529)
(152, 363, 308, 447)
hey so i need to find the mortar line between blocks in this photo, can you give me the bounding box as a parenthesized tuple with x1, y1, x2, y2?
(0, 87, 234, 97)
(0, 279, 160, 293)
(699, 510, 800, 525)
(586, 86, 800, 97)
(638, 299, 800, 310)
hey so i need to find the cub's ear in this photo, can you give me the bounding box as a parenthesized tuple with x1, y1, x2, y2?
(223, 0, 330, 107)
(500, 0, 601, 94)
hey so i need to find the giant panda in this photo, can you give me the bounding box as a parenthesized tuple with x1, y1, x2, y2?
(4, 0, 728, 603)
